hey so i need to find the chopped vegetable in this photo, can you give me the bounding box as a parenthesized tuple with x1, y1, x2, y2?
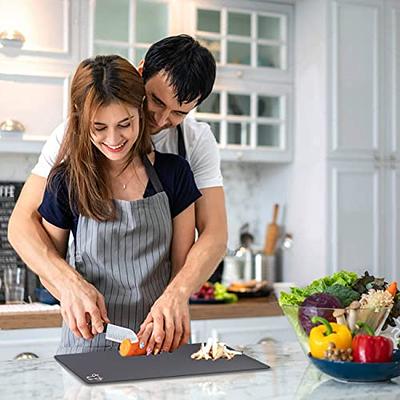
(119, 339, 146, 357)
(190, 338, 242, 361)
(352, 322, 393, 363)
(309, 316, 352, 359)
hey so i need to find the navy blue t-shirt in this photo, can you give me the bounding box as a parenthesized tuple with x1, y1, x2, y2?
(38, 151, 202, 238)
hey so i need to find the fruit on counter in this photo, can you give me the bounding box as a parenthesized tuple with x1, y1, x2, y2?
(190, 337, 242, 361)
(352, 322, 393, 363)
(299, 293, 342, 334)
(191, 282, 238, 303)
(309, 316, 353, 359)
(214, 282, 238, 303)
(228, 280, 269, 293)
(119, 338, 147, 357)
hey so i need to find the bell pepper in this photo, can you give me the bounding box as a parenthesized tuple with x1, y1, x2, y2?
(352, 322, 393, 363)
(309, 316, 352, 359)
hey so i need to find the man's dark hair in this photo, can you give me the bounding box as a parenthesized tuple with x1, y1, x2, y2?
(143, 34, 216, 106)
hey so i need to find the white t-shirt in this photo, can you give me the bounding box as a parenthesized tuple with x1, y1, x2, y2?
(32, 115, 223, 189)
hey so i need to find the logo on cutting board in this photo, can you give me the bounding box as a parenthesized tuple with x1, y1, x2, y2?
(86, 372, 103, 382)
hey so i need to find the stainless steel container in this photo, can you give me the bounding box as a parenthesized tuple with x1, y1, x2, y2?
(254, 253, 276, 283)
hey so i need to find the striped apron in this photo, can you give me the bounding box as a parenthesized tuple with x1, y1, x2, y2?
(58, 156, 173, 354)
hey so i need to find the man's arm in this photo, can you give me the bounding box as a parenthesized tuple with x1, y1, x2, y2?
(138, 186, 227, 353)
(8, 174, 109, 338)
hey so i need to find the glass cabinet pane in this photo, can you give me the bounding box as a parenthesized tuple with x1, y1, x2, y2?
(257, 124, 280, 146)
(197, 9, 220, 33)
(208, 121, 220, 143)
(136, 1, 169, 43)
(258, 96, 280, 118)
(258, 45, 281, 68)
(258, 15, 281, 40)
(93, 44, 129, 59)
(228, 94, 250, 116)
(228, 122, 250, 145)
(228, 12, 251, 37)
(227, 42, 251, 65)
(134, 47, 147, 65)
(95, 0, 130, 42)
(198, 37, 221, 62)
(197, 92, 220, 114)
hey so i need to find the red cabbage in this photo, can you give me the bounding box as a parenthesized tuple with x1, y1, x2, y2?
(298, 293, 342, 334)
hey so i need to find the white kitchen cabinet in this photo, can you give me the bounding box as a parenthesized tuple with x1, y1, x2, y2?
(0, 327, 61, 361)
(191, 316, 295, 346)
(286, 0, 400, 284)
(0, 0, 83, 153)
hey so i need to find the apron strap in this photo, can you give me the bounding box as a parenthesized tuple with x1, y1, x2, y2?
(177, 124, 186, 159)
(142, 155, 164, 193)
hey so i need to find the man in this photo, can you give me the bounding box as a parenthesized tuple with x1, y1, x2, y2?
(8, 35, 227, 355)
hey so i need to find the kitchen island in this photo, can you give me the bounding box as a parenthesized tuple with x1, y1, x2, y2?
(1, 341, 400, 399)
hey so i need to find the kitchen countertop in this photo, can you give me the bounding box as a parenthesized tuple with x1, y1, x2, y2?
(2, 341, 400, 400)
(0, 296, 282, 329)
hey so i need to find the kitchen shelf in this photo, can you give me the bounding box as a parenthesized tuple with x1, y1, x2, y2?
(0, 135, 47, 154)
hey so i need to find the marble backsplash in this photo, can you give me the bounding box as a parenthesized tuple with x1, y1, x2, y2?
(0, 153, 291, 259)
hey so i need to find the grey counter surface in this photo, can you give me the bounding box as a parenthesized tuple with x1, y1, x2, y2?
(2, 341, 400, 399)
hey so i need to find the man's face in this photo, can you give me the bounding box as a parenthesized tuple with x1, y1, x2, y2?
(144, 72, 199, 134)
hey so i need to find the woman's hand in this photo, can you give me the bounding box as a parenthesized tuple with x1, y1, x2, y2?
(58, 275, 110, 340)
(138, 290, 190, 354)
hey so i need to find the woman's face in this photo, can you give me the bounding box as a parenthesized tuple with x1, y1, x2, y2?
(90, 102, 140, 163)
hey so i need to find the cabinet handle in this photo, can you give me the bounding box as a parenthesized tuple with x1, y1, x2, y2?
(0, 119, 25, 133)
(0, 30, 25, 47)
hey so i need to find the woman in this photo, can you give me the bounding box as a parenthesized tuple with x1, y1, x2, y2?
(38, 55, 201, 354)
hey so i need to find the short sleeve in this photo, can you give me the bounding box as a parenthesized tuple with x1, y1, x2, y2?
(171, 158, 202, 218)
(38, 170, 74, 230)
(187, 122, 223, 189)
(31, 122, 66, 178)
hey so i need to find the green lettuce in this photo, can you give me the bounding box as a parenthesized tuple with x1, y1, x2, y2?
(278, 270, 358, 306)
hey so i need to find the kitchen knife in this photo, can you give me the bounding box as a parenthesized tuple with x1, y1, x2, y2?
(104, 323, 139, 344)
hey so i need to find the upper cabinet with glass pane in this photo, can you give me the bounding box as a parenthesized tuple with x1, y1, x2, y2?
(92, 0, 170, 65)
(190, 1, 293, 83)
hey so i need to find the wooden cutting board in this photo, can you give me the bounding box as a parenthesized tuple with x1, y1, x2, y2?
(55, 343, 269, 384)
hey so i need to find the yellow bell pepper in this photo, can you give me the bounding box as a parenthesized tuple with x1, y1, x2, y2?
(309, 316, 352, 359)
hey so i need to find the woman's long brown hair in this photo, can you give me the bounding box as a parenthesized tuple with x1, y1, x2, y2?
(48, 55, 152, 221)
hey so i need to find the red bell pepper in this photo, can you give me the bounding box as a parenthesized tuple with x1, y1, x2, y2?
(352, 322, 393, 363)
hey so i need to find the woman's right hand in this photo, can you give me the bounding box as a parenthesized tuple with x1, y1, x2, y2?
(58, 275, 110, 340)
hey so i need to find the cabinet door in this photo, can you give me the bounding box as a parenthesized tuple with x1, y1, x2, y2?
(0, 71, 70, 140)
(328, 0, 385, 161)
(0, 0, 81, 65)
(204, 316, 294, 347)
(327, 161, 384, 277)
(384, 2, 400, 162)
(384, 165, 400, 281)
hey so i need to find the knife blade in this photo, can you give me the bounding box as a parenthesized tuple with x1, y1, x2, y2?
(104, 323, 139, 344)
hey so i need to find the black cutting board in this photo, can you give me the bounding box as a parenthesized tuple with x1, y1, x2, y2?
(55, 343, 269, 385)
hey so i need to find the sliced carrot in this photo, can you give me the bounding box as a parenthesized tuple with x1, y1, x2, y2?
(119, 338, 146, 357)
(387, 281, 398, 297)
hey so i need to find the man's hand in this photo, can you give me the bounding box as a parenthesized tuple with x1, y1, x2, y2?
(137, 290, 190, 354)
(59, 275, 110, 340)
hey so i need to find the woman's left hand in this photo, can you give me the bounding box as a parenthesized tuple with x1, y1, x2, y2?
(138, 290, 190, 355)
